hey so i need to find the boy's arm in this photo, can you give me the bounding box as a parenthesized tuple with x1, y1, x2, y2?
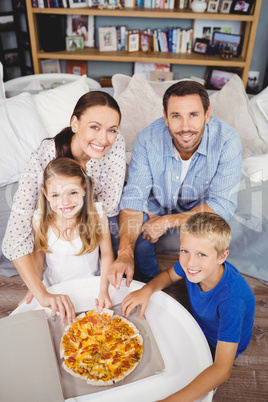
(122, 267, 182, 319)
(96, 213, 114, 311)
(158, 341, 238, 402)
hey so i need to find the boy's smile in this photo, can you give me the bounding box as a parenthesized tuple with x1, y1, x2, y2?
(179, 234, 228, 291)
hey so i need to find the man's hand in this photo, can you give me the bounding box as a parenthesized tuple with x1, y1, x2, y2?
(142, 211, 170, 243)
(107, 249, 134, 290)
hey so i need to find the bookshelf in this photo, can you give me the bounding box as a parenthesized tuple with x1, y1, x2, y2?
(0, 0, 33, 81)
(25, 0, 262, 87)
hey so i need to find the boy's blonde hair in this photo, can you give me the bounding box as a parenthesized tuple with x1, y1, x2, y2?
(35, 157, 103, 256)
(180, 212, 231, 257)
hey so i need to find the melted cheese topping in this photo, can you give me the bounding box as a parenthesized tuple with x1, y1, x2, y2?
(61, 310, 143, 383)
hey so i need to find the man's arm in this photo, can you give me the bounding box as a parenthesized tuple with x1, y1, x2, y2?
(142, 203, 214, 243)
(107, 209, 144, 289)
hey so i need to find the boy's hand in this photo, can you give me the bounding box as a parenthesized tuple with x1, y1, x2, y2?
(121, 286, 152, 319)
(95, 293, 112, 313)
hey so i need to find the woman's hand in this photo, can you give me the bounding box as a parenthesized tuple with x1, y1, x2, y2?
(38, 292, 76, 326)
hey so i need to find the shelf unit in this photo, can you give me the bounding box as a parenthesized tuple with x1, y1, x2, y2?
(25, 0, 262, 87)
(0, 0, 33, 81)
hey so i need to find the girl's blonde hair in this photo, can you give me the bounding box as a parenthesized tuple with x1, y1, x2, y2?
(180, 212, 231, 257)
(35, 157, 103, 255)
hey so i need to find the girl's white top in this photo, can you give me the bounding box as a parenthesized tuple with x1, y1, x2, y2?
(34, 202, 103, 287)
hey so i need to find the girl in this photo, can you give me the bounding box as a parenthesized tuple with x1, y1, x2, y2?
(22, 157, 114, 325)
(3, 91, 125, 320)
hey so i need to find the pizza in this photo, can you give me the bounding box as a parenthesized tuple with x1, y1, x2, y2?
(60, 308, 143, 386)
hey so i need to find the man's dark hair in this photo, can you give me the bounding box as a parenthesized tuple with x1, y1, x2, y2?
(163, 80, 210, 114)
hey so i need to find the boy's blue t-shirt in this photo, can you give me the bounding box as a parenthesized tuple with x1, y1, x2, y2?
(174, 260, 255, 356)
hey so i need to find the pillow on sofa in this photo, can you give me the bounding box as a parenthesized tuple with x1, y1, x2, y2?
(113, 73, 268, 162)
(209, 75, 268, 158)
(242, 154, 268, 183)
(0, 92, 48, 187)
(249, 86, 268, 145)
(32, 75, 89, 137)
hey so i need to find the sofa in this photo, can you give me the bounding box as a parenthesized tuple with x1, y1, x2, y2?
(1, 67, 268, 285)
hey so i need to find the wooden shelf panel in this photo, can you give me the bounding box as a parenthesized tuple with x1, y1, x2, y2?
(31, 7, 254, 21)
(37, 49, 246, 67)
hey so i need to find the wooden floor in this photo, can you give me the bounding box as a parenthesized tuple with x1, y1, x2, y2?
(1, 254, 267, 401)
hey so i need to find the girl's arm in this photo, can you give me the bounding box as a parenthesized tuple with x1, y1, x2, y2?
(158, 341, 238, 402)
(96, 212, 114, 312)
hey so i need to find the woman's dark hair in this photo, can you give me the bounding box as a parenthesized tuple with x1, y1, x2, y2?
(54, 91, 121, 158)
(163, 80, 210, 115)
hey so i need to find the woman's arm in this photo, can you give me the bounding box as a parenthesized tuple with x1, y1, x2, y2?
(96, 212, 114, 311)
(158, 341, 238, 402)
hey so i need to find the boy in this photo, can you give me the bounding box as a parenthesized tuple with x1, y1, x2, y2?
(121, 212, 255, 401)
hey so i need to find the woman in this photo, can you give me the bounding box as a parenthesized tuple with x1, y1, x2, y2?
(3, 91, 125, 322)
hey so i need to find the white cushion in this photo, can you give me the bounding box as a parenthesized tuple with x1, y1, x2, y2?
(242, 154, 268, 183)
(0, 92, 48, 186)
(32, 75, 90, 137)
(113, 73, 268, 162)
(0, 62, 5, 99)
(209, 75, 268, 158)
(249, 86, 268, 145)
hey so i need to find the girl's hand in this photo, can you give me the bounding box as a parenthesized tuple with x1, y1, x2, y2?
(95, 293, 112, 313)
(38, 292, 76, 326)
(18, 290, 34, 306)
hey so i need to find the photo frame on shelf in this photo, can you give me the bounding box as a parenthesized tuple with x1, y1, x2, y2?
(66, 15, 95, 48)
(219, 0, 232, 13)
(212, 31, 242, 56)
(207, 1, 219, 13)
(66, 36, 84, 51)
(41, 59, 61, 73)
(0, 15, 14, 31)
(230, 0, 254, 15)
(193, 38, 210, 54)
(66, 60, 87, 75)
(140, 33, 151, 53)
(128, 32, 140, 52)
(4, 51, 19, 66)
(150, 70, 174, 82)
(206, 67, 241, 90)
(69, 0, 89, 8)
(98, 26, 117, 51)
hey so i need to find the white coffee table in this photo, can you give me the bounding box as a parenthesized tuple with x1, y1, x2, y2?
(12, 277, 213, 402)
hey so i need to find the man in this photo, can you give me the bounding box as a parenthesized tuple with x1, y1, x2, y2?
(108, 80, 242, 290)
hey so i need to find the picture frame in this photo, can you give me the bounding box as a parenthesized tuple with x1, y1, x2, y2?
(128, 32, 140, 53)
(98, 26, 117, 51)
(66, 60, 87, 75)
(212, 31, 242, 56)
(140, 33, 151, 53)
(41, 59, 61, 73)
(66, 36, 84, 51)
(3, 51, 19, 66)
(69, 0, 89, 8)
(207, 1, 219, 13)
(219, 0, 232, 13)
(0, 15, 15, 31)
(150, 70, 174, 82)
(193, 38, 210, 54)
(206, 67, 241, 90)
(230, 0, 254, 15)
(66, 15, 95, 48)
